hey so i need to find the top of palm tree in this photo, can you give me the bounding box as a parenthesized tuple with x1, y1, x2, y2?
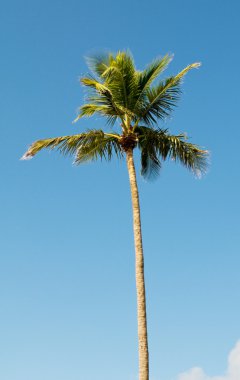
(75, 51, 200, 126)
(22, 50, 208, 179)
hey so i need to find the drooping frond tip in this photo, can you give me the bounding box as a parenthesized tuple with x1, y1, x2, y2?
(191, 148, 209, 179)
(20, 151, 33, 160)
(191, 62, 201, 69)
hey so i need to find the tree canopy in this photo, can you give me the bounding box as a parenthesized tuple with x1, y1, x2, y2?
(22, 51, 208, 179)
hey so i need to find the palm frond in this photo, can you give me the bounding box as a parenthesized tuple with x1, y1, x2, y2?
(85, 53, 114, 78)
(74, 73, 127, 124)
(165, 133, 208, 177)
(140, 147, 161, 180)
(74, 96, 124, 125)
(75, 131, 123, 164)
(133, 54, 172, 114)
(136, 126, 208, 177)
(138, 54, 172, 90)
(102, 51, 138, 111)
(75, 104, 110, 119)
(135, 126, 161, 179)
(21, 130, 123, 164)
(138, 62, 201, 125)
(85, 51, 137, 109)
(80, 77, 109, 93)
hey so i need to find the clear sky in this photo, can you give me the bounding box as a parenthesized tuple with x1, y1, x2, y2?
(0, 1, 240, 380)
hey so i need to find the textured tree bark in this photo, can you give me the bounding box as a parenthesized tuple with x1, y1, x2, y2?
(126, 149, 149, 380)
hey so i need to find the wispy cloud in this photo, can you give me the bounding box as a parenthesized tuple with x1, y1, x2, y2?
(177, 341, 240, 380)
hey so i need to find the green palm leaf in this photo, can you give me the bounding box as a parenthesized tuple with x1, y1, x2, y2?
(136, 126, 208, 178)
(102, 51, 137, 110)
(74, 72, 128, 124)
(74, 131, 123, 164)
(137, 54, 172, 90)
(85, 53, 114, 78)
(80, 77, 110, 93)
(21, 130, 122, 163)
(138, 63, 201, 125)
(85, 52, 139, 114)
(132, 54, 172, 115)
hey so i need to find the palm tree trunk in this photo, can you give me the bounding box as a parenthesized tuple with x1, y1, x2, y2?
(126, 148, 149, 380)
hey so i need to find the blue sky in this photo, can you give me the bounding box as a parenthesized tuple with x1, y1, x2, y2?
(0, 1, 240, 379)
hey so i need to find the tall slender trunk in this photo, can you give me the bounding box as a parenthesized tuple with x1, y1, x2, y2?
(126, 148, 149, 380)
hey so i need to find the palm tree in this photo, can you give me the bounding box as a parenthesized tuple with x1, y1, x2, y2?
(22, 51, 208, 380)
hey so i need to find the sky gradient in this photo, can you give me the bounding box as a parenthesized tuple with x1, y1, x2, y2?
(1, 1, 240, 380)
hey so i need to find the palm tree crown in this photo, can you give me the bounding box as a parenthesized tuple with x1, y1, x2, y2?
(22, 51, 208, 177)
